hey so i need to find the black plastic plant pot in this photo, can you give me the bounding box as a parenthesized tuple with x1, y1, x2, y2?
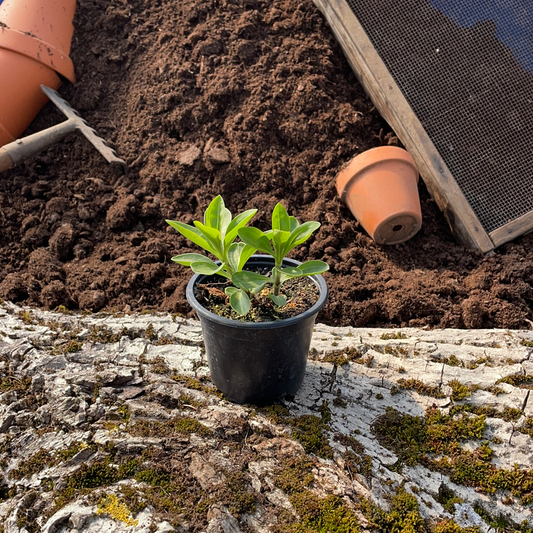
(186, 255, 328, 405)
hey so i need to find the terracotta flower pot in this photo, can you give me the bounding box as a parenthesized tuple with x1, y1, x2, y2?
(336, 146, 422, 245)
(0, 0, 76, 147)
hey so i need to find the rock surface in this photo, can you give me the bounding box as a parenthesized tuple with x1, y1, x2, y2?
(0, 302, 532, 531)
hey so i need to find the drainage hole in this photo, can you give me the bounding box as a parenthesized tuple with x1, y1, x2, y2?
(392, 225, 403, 232)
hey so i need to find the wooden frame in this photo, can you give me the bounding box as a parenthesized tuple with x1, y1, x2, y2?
(312, 0, 516, 252)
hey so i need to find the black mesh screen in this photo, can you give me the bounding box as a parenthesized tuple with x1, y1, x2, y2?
(345, 0, 533, 233)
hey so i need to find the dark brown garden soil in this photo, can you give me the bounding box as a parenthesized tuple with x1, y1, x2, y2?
(195, 275, 320, 322)
(1, 0, 532, 329)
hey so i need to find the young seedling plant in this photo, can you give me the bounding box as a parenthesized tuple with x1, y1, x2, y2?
(166, 196, 328, 316)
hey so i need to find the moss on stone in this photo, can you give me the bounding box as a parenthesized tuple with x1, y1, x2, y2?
(173, 417, 212, 437)
(380, 332, 407, 340)
(472, 503, 511, 530)
(436, 484, 463, 514)
(363, 488, 424, 533)
(434, 519, 480, 533)
(9, 449, 54, 480)
(373, 406, 533, 507)
(225, 470, 256, 516)
(322, 346, 364, 366)
(128, 416, 212, 438)
(144, 323, 157, 341)
(260, 401, 333, 458)
(149, 355, 170, 374)
(272, 491, 360, 533)
(335, 433, 372, 481)
(55, 441, 89, 463)
(87, 325, 129, 344)
(274, 455, 315, 495)
(0, 375, 32, 395)
(442, 355, 463, 367)
(449, 380, 472, 401)
(449, 403, 522, 423)
(117, 404, 131, 423)
(53, 340, 83, 355)
(497, 373, 533, 389)
(372, 408, 427, 468)
(97, 494, 138, 527)
(171, 373, 222, 397)
(520, 417, 533, 437)
(260, 403, 291, 423)
(291, 414, 333, 459)
(396, 378, 446, 399)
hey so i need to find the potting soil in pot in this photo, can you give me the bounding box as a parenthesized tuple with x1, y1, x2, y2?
(0, 0, 532, 329)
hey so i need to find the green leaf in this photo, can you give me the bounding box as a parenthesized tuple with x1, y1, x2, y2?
(193, 221, 223, 257)
(289, 216, 299, 232)
(225, 286, 239, 296)
(227, 242, 247, 273)
(270, 293, 287, 307)
(193, 220, 221, 241)
(228, 289, 251, 315)
(272, 229, 291, 262)
(272, 203, 291, 231)
(203, 196, 221, 228)
(238, 227, 273, 255)
(226, 242, 258, 273)
(204, 195, 232, 238)
(224, 209, 257, 248)
(284, 221, 321, 254)
(297, 260, 329, 276)
(171, 253, 211, 266)
(238, 244, 257, 270)
(190, 259, 225, 276)
(166, 220, 217, 256)
(232, 271, 271, 292)
(279, 266, 301, 278)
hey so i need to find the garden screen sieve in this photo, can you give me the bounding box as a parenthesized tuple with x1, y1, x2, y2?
(314, 0, 533, 251)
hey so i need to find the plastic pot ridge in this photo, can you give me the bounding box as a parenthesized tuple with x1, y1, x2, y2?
(186, 255, 328, 405)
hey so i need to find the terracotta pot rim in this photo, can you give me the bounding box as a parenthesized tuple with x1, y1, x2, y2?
(336, 146, 418, 199)
(0, 27, 75, 82)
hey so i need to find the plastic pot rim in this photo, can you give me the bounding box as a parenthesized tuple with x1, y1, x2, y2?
(186, 254, 328, 329)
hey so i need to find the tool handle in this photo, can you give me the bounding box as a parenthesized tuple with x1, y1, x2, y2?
(1, 119, 77, 167)
(0, 147, 15, 173)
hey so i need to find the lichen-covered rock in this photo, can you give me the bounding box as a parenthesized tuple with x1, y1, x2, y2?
(1, 301, 533, 531)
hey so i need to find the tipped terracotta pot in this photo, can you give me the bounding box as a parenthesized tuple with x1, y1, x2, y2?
(0, 0, 76, 147)
(336, 146, 422, 245)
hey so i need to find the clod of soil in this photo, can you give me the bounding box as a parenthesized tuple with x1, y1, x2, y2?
(0, 0, 532, 329)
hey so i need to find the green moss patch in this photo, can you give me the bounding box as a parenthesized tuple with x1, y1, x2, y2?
(322, 347, 364, 366)
(380, 332, 408, 340)
(396, 378, 446, 399)
(128, 417, 212, 438)
(434, 519, 480, 533)
(496, 373, 533, 389)
(274, 455, 315, 495)
(273, 491, 361, 533)
(261, 401, 333, 459)
(334, 433, 372, 481)
(363, 488, 424, 533)
(373, 407, 533, 508)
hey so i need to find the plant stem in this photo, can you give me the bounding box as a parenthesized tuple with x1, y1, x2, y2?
(273, 263, 282, 296)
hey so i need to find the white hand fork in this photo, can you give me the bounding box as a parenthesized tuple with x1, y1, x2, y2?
(0, 85, 126, 172)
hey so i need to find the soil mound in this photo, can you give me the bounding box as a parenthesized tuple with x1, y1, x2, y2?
(1, 0, 532, 329)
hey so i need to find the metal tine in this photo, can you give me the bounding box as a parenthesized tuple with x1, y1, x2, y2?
(41, 85, 126, 167)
